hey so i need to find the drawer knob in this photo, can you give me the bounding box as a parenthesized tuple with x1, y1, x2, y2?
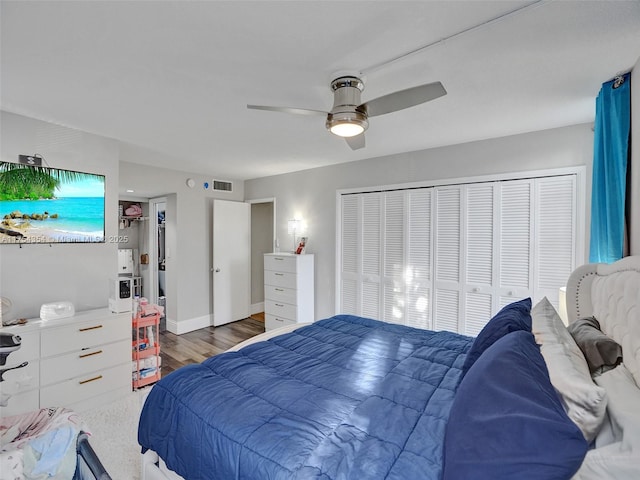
(79, 349, 103, 359)
(275, 303, 284, 307)
(275, 318, 283, 322)
(79, 374, 103, 385)
(275, 288, 284, 292)
(274, 273, 284, 276)
(79, 325, 103, 332)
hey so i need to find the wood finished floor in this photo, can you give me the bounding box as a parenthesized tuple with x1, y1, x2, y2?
(159, 313, 265, 376)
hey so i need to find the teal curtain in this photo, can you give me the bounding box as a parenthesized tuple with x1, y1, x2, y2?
(589, 73, 631, 263)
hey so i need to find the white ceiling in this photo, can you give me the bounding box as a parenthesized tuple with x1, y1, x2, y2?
(2, 1, 640, 182)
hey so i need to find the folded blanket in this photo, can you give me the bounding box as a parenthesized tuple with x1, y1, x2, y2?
(568, 317, 622, 374)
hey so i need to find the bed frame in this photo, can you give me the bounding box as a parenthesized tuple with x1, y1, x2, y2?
(566, 255, 640, 385)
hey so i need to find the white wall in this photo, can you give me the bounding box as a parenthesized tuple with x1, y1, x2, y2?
(0, 110, 599, 330)
(245, 123, 594, 321)
(119, 160, 245, 333)
(631, 57, 640, 255)
(0, 111, 120, 319)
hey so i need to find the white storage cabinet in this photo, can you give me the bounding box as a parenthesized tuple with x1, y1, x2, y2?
(264, 253, 314, 331)
(0, 309, 130, 417)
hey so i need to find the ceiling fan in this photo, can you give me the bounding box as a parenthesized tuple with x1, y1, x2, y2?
(247, 75, 446, 150)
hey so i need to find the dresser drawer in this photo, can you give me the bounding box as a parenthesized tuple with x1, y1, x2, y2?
(265, 314, 297, 331)
(265, 299, 297, 321)
(264, 254, 297, 273)
(0, 357, 39, 393)
(264, 270, 297, 289)
(264, 285, 297, 305)
(0, 389, 40, 418)
(41, 316, 129, 357)
(41, 339, 130, 387)
(40, 362, 130, 408)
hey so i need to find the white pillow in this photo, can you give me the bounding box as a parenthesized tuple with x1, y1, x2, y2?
(531, 297, 607, 441)
(574, 365, 640, 479)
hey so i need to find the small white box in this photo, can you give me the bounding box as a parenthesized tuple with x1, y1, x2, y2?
(109, 278, 132, 313)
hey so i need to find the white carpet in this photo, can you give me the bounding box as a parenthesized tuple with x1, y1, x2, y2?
(80, 389, 150, 480)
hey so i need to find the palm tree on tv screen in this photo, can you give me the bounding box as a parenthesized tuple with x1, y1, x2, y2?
(0, 162, 102, 200)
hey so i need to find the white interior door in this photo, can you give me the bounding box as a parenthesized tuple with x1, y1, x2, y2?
(213, 199, 250, 326)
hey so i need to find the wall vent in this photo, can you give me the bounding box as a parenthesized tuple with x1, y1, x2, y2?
(212, 180, 233, 192)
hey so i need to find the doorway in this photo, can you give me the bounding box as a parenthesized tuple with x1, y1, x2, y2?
(249, 198, 276, 317)
(149, 196, 168, 331)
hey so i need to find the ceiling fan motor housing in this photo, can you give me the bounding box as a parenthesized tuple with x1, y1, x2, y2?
(326, 76, 369, 136)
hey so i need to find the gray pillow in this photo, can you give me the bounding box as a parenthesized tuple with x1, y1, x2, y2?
(567, 317, 622, 374)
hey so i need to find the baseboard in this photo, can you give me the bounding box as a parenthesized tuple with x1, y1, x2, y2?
(168, 314, 212, 335)
(250, 302, 264, 315)
(167, 309, 263, 335)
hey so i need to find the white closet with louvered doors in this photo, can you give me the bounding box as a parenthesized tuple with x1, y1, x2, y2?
(339, 189, 435, 329)
(337, 170, 582, 336)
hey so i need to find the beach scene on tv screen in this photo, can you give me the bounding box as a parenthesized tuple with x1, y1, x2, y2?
(0, 163, 105, 244)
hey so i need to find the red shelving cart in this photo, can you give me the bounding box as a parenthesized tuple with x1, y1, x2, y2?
(132, 312, 161, 389)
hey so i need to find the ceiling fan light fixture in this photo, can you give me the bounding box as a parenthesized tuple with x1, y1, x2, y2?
(326, 111, 368, 138)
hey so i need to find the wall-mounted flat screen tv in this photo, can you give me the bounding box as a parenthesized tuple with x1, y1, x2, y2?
(0, 162, 105, 244)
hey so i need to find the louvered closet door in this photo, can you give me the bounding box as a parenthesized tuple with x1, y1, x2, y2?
(433, 186, 462, 332)
(340, 195, 359, 314)
(362, 194, 382, 319)
(382, 191, 405, 324)
(534, 175, 576, 306)
(380, 190, 435, 328)
(463, 183, 496, 336)
(406, 190, 433, 329)
(339, 192, 383, 319)
(497, 180, 533, 308)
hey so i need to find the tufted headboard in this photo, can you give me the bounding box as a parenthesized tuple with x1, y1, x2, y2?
(566, 255, 640, 386)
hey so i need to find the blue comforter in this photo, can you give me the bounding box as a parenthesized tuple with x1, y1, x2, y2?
(138, 315, 472, 480)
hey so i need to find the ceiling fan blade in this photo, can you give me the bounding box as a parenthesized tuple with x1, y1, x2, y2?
(345, 134, 365, 150)
(247, 105, 327, 116)
(362, 81, 447, 117)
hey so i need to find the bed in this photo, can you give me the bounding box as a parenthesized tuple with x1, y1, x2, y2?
(138, 256, 640, 480)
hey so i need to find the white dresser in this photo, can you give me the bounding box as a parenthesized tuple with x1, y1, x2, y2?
(0, 309, 130, 417)
(264, 253, 314, 331)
